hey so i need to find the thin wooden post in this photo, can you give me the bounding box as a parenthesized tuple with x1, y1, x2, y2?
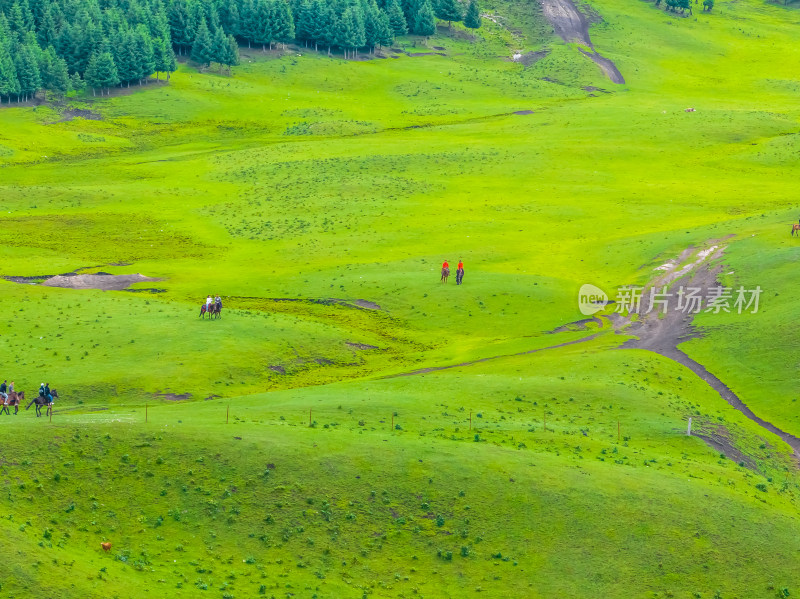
(391, 414, 394, 431)
(309, 408, 312, 426)
(687, 417, 692, 436)
(49, 407, 52, 423)
(469, 410, 472, 431)
(226, 404, 229, 424)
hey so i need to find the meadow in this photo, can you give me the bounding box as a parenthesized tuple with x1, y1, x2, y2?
(2, 0, 800, 596)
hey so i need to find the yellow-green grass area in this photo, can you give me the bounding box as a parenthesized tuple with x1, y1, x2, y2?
(1, 0, 800, 595)
(1, 342, 799, 598)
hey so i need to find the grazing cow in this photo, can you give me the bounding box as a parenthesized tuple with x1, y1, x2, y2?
(101, 542, 112, 552)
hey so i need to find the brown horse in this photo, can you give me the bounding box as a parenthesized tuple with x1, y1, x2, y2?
(792, 224, 800, 236)
(26, 389, 58, 417)
(0, 391, 23, 415)
(440, 267, 450, 283)
(209, 302, 222, 319)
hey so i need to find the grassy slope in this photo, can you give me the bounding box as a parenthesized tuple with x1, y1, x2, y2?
(1, 0, 800, 596)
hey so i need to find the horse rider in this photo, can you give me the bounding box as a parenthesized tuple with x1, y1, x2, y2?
(39, 383, 46, 402)
(206, 295, 213, 310)
(8, 381, 14, 396)
(0, 380, 7, 403)
(215, 294, 222, 310)
(456, 259, 464, 285)
(44, 382, 53, 405)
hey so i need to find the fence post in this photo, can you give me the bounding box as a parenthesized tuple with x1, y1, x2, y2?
(687, 417, 692, 436)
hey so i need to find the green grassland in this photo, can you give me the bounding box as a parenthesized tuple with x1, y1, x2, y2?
(2, 0, 800, 596)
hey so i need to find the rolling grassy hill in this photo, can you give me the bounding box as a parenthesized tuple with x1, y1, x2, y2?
(1, 0, 800, 596)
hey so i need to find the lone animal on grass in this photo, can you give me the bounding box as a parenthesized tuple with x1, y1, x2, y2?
(0, 391, 23, 416)
(25, 389, 59, 417)
(101, 542, 111, 552)
(791, 224, 800, 237)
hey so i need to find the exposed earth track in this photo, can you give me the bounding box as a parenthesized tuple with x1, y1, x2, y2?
(382, 332, 599, 378)
(621, 242, 800, 457)
(538, 0, 625, 83)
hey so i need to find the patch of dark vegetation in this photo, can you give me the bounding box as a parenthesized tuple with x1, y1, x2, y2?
(123, 288, 167, 293)
(518, 49, 550, 66)
(56, 108, 104, 122)
(407, 52, 446, 57)
(2, 274, 56, 284)
(269, 365, 286, 375)
(513, 110, 535, 115)
(155, 393, 192, 401)
(582, 85, 611, 93)
(694, 425, 757, 470)
(346, 342, 380, 350)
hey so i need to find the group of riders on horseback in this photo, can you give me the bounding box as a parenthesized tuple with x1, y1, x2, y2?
(0, 380, 59, 416)
(440, 259, 465, 285)
(200, 294, 223, 319)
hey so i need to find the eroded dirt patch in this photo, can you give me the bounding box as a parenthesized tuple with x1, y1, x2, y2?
(155, 393, 192, 401)
(347, 342, 379, 350)
(42, 273, 162, 291)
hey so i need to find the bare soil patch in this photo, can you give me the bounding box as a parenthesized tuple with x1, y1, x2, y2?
(155, 393, 192, 401)
(537, 0, 624, 83)
(620, 241, 800, 457)
(513, 110, 535, 115)
(518, 49, 550, 66)
(347, 342, 379, 350)
(269, 365, 286, 374)
(58, 108, 104, 122)
(41, 273, 162, 291)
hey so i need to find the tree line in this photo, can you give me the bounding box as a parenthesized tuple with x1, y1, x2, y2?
(0, 0, 481, 103)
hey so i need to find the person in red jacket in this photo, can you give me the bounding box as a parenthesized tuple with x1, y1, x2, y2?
(456, 259, 464, 285)
(441, 260, 450, 283)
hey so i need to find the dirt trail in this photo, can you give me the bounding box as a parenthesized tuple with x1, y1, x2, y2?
(621, 242, 800, 455)
(538, 0, 625, 84)
(382, 333, 599, 378)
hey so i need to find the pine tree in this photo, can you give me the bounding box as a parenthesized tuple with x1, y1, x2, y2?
(434, 0, 461, 26)
(386, 0, 406, 36)
(253, 0, 274, 50)
(239, 0, 258, 47)
(191, 18, 214, 66)
(48, 52, 69, 97)
(375, 9, 393, 48)
(134, 26, 155, 82)
(336, 5, 365, 59)
(363, 1, 380, 52)
(221, 33, 239, 73)
(413, 0, 435, 37)
(36, 4, 57, 48)
(272, 0, 294, 48)
(309, 0, 332, 52)
(14, 44, 41, 101)
(463, 0, 480, 29)
(0, 45, 20, 102)
(294, 0, 313, 45)
(84, 50, 119, 95)
(211, 25, 228, 69)
(69, 70, 84, 93)
(153, 36, 177, 79)
(168, 0, 192, 54)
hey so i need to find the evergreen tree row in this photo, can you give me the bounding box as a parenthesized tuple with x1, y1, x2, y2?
(0, 0, 481, 102)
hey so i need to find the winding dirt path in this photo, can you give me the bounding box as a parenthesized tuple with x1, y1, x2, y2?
(382, 332, 600, 378)
(538, 0, 625, 84)
(621, 242, 800, 455)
